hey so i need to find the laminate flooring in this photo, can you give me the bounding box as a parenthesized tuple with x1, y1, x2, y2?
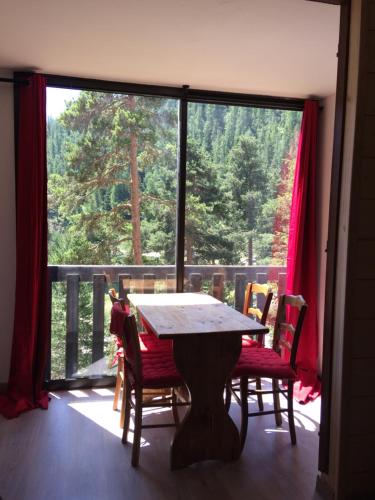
(0, 384, 322, 500)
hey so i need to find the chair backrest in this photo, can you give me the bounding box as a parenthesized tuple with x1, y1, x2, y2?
(122, 314, 142, 384)
(272, 294, 307, 369)
(243, 282, 273, 326)
(108, 288, 126, 310)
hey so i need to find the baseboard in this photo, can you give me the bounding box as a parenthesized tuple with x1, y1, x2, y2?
(316, 473, 335, 500)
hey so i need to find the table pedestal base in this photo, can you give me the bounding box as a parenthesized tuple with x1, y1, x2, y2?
(171, 333, 242, 470)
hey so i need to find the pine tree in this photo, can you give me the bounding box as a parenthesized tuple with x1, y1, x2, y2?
(54, 92, 177, 264)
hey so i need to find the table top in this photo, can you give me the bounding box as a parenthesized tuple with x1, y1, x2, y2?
(128, 292, 269, 339)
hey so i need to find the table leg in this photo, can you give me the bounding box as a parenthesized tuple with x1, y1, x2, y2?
(171, 333, 242, 470)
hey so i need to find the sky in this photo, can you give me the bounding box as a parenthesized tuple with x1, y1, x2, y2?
(46, 87, 81, 117)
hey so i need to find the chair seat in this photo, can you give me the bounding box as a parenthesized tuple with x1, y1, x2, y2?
(137, 350, 183, 388)
(241, 336, 261, 348)
(110, 302, 171, 352)
(233, 347, 297, 380)
(140, 317, 173, 350)
(113, 333, 172, 367)
(115, 332, 172, 351)
(139, 332, 172, 352)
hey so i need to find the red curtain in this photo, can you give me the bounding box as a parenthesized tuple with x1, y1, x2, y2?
(286, 99, 321, 403)
(0, 73, 49, 418)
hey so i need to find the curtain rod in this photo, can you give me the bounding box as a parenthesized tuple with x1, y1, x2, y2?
(0, 77, 29, 85)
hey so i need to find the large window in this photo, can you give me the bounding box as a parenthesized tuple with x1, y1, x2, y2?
(46, 80, 302, 383)
(47, 88, 179, 380)
(48, 89, 178, 267)
(184, 103, 301, 306)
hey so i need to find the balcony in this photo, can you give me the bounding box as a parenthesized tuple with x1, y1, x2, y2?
(47, 264, 286, 384)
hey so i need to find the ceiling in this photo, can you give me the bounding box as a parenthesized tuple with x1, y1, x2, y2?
(0, 0, 340, 98)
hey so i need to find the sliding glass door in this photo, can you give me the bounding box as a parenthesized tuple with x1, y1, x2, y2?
(47, 88, 179, 380)
(184, 102, 301, 322)
(46, 77, 303, 384)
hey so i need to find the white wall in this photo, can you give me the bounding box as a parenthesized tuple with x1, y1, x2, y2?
(316, 94, 336, 375)
(0, 73, 16, 386)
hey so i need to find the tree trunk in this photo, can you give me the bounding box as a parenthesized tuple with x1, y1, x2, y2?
(129, 96, 143, 265)
(248, 237, 253, 265)
(186, 232, 193, 265)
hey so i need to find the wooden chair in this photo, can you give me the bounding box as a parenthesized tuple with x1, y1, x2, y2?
(108, 289, 171, 428)
(120, 313, 189, 467)
(227, 282, 273, 412)
(108, 289, 128, 427)
(230, 294, 307, 450)
(242, 282, 273, 345)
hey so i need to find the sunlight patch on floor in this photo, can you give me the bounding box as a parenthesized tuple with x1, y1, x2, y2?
(232, 382, 321, 434)
(92, 388, 115, 396)
(64, 387, 320, 449)
(67, 396, 173, 447)
(68, 390, 90, 398)
(49, 392, 61, 399)
(264, 428, 289, 433)
(68, 399, 132, 440)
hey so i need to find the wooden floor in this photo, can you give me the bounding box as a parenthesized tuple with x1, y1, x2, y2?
(0, 385, 323, 500)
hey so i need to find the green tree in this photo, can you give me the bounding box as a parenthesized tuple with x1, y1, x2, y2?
(223, 135, 269, 263)
(185, 139, 235, 264)
(53, 91, 177, 265)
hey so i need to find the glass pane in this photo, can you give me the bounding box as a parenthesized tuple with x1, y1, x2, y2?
(184, 103, 302, 340)
(47, 88, 178, 380)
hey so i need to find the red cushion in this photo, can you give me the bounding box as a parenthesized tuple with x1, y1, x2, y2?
(241, 336, 261, 348)
(110, 302, 128, 337)
(110, 300, 171, 353)
(141, 316, 154, 336)
(114, 332, 171, 363)
(139, 332, 172, 352)
(139, 349, 183, 388)
(140, 317, 172, 348)
(114, 332, 171, 351)
(233, 347, 297, 380)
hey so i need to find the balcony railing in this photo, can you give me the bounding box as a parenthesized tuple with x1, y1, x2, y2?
(48, 264, 286, 382)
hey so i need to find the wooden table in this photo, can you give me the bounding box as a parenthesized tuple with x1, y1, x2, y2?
(128, 292, 268, 469)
